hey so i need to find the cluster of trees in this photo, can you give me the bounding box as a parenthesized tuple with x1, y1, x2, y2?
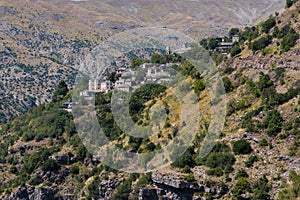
(273, 25, 299, 52)
(249, 35, 273, 51)
(232, 175, 270, 200)
(129, 83, 167, 122)
(260, 17, 276, 33)
(196, 143, 236, 177)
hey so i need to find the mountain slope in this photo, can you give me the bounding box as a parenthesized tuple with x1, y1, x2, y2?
(0, 2, 299, 197)
(0, 0, 285, 123)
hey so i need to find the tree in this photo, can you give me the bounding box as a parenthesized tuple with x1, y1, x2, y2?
(52, 80, 69, 102)
(230, 45, 241, 57)
(232, 140, 253, 155)
(223, 77, 234, 93)
(249, 35, 272, 51)
(281, 32, 299, 52)
(258, 73, 273, 91)
(207, 38, 219, 49)
(171, 147, 195, 168)
(42, 159, 60, 171)
(265, 110, 283, 136)
(286, 0, 294, 8)
(260, 18, 276, 33)
(229, 28, 240, 38)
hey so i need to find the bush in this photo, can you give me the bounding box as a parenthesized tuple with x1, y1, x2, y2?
(281, 32, 299, 52)
(235, 170, 249, 179)
(286, 0, 295, 8)
(42, 159, 60, 171)
(111, 179, 133, 200)
(258, 73, 273, 92)
(205, 152, 236, 169)
(70, 165, 80, 174)
(223, 77, 234, 93)
(232, 140, 253, 155)
(245, 155, 259, 168)
(265, 110, 283, 136)
(171, 148, 195, 168)
(252, 175, 271, 200)
(259, 139, 269, 147)
(10, 165, 18, 174)
(181, 165, 192, 174)
(230, 45, 241, 57)
(194, 79, 206, 94)
(206, 167, 224, 177)
(136, 173, 152, 187)
(88, 176, 101, 199)
(232, 178, 251, 199)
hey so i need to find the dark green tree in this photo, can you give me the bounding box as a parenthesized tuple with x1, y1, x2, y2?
(229, 28, 240, 38)
(232, 140, 253, 155)
(52, 80, 69, 102)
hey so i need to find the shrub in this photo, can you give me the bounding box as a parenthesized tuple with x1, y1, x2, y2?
(70, 165, 80, 174)
(232, 178, 251, 199)
(258, 73, 273, 92)
(111, 179, 133, 200)
(245, 155, 259, 168)
(10, 165, 18, 174)
(205, 152, 236, 169)
(252, 175, 271, 200)
(265, 110, 283, 136)
(206, 167, 224, 177)
(194, 79, 206, 94)
(281, 32, 299, 52)
(88, 176, 101, 199)
(171, 147, 195, 168)
(42, 159, 60, 171)
(181, 165, 192, 174)
(235, 170, 249, 180)
(230, 45, 242, 57)
(223, 77, 234, 93)
(232, 140, 253, 155)
(286, 0, 295, 8)
(76, 145, 88, 161)
(259, 139, 269, 147)
(136, 173, 152, 187)
(29, 175, 43, 186)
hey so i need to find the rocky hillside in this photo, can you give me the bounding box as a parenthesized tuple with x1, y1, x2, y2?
(0, 0, 285, 123)
(1, 1, 300, 200)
